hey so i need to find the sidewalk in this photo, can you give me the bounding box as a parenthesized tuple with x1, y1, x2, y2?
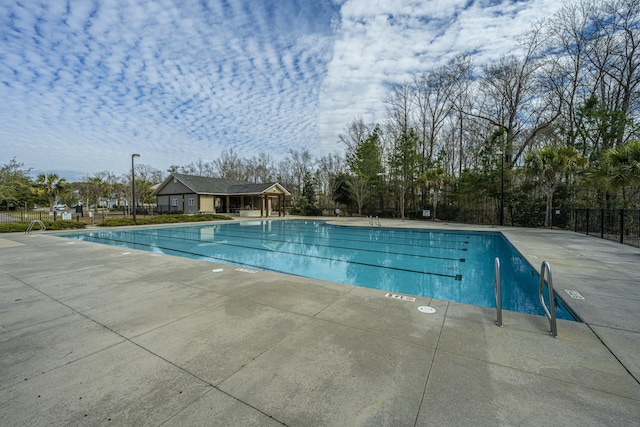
(1, 218, 638, 426)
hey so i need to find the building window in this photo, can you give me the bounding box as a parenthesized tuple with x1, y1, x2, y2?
(188, 197, 195, 206)
(171, 198, 178, 207)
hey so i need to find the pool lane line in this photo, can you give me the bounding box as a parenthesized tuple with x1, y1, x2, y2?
(125, 225, 470, 251)
(264, 219, 472, 237)
(123, 231, 467, 264)
(128, 227, 469, 258)
(273, 220, 474, 241)
(151, 227, 469, 255)
(199, 223, 472, 248)
(75, 235, 463, 281)
(116, 229, 467, 263)
(203, 228, 470, 251)
(137, 221, 472, 247)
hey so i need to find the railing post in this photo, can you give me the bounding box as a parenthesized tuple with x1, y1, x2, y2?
(495, 257, 502, 327)
(600, 208, 604, 239)
(620, 209, 624, 244)
(586, 209, 590, 235)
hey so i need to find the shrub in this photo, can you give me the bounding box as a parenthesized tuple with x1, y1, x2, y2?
(98, 213, 232, 227)
(0, 220, 86, 233)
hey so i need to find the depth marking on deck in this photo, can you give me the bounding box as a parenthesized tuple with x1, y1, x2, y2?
(564, 289, 585, 300)
(385, 293, 415, 302)
(235, 268, 258, 274)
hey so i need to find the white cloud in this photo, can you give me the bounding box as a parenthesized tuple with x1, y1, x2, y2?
(0, 0, 563, 179)
(318, 0, 564, 150)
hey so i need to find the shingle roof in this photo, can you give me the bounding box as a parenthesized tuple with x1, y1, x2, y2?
(153, 173, 290, 196)
(171, 173, 247, 194)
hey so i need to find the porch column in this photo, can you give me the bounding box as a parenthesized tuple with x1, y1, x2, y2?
(260, 194, 264, 217)
(266, 194, 270, 217)
(226, 196, 230, 213)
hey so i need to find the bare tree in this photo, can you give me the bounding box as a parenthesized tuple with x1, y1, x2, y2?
(339, 117, 372, 157)
(445, 55, 475, 175)
(542, 0, 593, 147)
(134, 164, 164, 184)
(345, 174, 368, 216)
(414, 63, 458, 170)
(316, 152, 347, 210)
(384, 81, 414, 139)
(586, 0, 640, 144)
(275, 157, 295, 195)
(542, 0, 640, 161)
(213, 148, 248, 180)
(471, 26, 560, 167)
(288, 148, 314, 197)
(246, 153, 275, 183)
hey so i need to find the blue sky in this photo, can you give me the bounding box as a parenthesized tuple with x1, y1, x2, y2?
(1, 0, 563, 181)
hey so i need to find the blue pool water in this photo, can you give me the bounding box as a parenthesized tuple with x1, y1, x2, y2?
(58, 220, 577, 320)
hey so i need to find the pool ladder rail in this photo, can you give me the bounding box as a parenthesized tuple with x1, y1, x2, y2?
(368, 215, 381, 227)
(494, 257, 502, 327)
(494, 258, 558, 338)
(538, 261, 558, 338)
(25, 220, 46, 235)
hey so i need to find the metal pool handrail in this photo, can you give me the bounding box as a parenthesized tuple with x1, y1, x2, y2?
(538, 261, 558, 338)
(494, 257, 502, 327)
(25, 220, 46, 235)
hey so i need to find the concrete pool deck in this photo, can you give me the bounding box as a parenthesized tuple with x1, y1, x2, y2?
(0, 217, 638, 426)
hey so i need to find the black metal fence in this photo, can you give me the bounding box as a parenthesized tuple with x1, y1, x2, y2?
(0, 210, 63, 223)
(573, 209, 640, 248)
(0, 209, 130, 224)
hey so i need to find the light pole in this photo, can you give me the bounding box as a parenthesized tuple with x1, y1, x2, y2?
(131, 154, 140, 224)
(376, 172, 386, 215)
(497, 150, 504, 226)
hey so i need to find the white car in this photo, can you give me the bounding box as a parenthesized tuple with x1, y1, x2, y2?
(53, 204, 68, 211)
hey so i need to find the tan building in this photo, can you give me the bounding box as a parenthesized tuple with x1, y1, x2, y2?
(152, 173, 291, 217)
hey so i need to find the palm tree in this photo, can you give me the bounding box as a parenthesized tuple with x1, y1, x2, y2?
(589, 140, 640, 204)
(36, 173, 67, 208)
(524, 146, 586, 227)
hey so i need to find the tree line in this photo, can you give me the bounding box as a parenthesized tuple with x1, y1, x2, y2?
(0, 158, 164, 211)
(338, 0, 640, 226)
(2, 0, 639, 225)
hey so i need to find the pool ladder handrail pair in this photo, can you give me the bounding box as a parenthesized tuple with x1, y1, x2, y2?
(494, 257, 557, 338)
(368, 215, 381, 227)
(25, 220, 46, 235)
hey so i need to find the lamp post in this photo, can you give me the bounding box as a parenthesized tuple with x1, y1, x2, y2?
(131, 154, 140, 224)
(376, 172, 386, 215)
(497, 150, 504, 226)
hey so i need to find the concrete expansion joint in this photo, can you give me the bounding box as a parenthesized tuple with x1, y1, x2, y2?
(586, 323, 640, 386)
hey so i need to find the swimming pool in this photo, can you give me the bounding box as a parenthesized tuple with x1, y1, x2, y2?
(58, 220, 577, 320)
